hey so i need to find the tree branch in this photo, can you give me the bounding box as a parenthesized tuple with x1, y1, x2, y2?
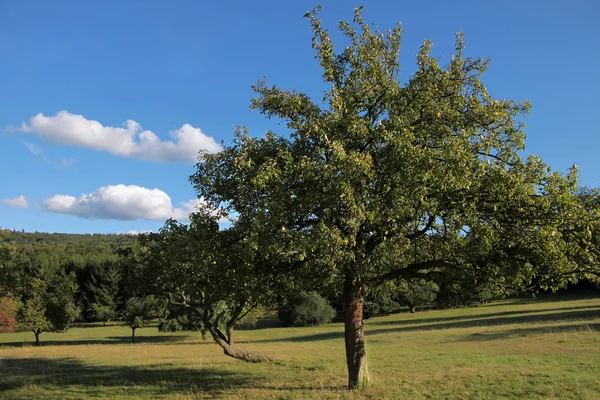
(365, 259, 453, 286)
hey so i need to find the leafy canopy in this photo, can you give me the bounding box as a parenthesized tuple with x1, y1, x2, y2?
(191, 7, 582, 292)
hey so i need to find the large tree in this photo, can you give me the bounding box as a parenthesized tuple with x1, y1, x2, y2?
(191, 7, 584, 388)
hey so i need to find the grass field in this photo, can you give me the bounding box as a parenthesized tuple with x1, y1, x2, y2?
(1, 295, 600, 399)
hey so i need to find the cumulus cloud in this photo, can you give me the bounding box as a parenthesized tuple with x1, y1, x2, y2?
(42, 184, 203, 221)
(3, 195, 29, 209)
(19, 111, 221, 163)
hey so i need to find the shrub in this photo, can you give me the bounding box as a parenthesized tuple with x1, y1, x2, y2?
(278, 292, 336, 327)
(158, 318, 184, 332)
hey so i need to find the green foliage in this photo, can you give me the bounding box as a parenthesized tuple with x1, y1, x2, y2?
(0, 231, 136, 324)
(278, 292, 336, 327)
(236, 306, 265, 329)
(85, 263, 120, 323)
(158, 313, 204, 333)
(191, 7, 585, 297)
(137, 212, 282, 357)
(363, 284, 403, 317)
(18, 280, 52, 335)
(17, 273, 79, 344)
(121, 296, 159, 331)
(397, 279, 438, 312)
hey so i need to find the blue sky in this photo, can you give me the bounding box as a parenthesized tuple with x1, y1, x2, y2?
(0, 0, 598, 234)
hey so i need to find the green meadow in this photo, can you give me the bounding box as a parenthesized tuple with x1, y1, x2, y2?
(1, 295, 599, 399)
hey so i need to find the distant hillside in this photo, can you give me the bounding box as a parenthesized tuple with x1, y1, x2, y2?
(1, 230, 138, 248)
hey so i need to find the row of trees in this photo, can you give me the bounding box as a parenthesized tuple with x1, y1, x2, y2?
(0, 232, 157, 343)
(2, 7, 600, 389)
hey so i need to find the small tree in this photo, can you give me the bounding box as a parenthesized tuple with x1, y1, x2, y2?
(138, 212, 281, 362)
(121, 296, 159, 344)
(18, 276, 79, 346)
(396, 279, 438, 313)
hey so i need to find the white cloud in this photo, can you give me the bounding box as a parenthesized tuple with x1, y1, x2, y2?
(23, 141, 75, 168)
(19, 111, 221, 163)
(24, 141, 45, 160)
(42, 184, 203, 221)
(3, 195, 29, 209)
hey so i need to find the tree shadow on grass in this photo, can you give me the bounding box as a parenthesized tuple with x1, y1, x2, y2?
(246, 307, 600, 344)
(0, 357, 263, 398)
(461, 322, 600, 342)
(0, 335, 193, 348)
(367, 305, 600, 328)
(364, 308, 600, 337)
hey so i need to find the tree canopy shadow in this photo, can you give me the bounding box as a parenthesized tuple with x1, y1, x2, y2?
(245, 307, 600, 344)
(461, 322, 600, 342)
(0, 335, 192, 348)
(367, 305, 600, 328)
(365, 308, 600, 336)
(0, 357, 263, 397)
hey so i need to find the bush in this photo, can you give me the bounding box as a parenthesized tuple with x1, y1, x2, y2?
(158, 318, 184, 332)
(278, 292, 336, 327)
(0, 295, 19, 333)
(158, 314, 198, 332)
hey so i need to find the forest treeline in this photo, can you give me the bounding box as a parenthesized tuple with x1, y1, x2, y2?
(1, 229, 595, 333)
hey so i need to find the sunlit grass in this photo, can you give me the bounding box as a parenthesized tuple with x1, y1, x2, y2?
(1, 295, 599, 399)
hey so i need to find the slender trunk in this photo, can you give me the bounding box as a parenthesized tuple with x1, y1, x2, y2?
(131, 327, 136, 344)
(343, 274, 371, 389)
(207, 325, 271, 363)
(201, 329, 207, 340)
(410, 306, 416, 314)
(34, 331, 40, 346)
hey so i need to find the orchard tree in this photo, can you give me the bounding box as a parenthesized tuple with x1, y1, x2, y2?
(137, 212, 296, 362)
(121, 296, 159, 344)
(396, 279, 438, 313)
(18, 275, 79, 346)
(191, 7, 585, 388)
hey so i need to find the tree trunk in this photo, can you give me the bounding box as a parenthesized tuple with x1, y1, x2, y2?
(410, 306, 416, 313)
(131, 327, 136, 344)
(201, 329, 207, 340)
(343, 274, 371, 389)
(34, 331, 40, 346)
(207, 326, 271, 363)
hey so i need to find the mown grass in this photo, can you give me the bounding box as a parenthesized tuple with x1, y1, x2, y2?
(1, 294, 599, 399)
